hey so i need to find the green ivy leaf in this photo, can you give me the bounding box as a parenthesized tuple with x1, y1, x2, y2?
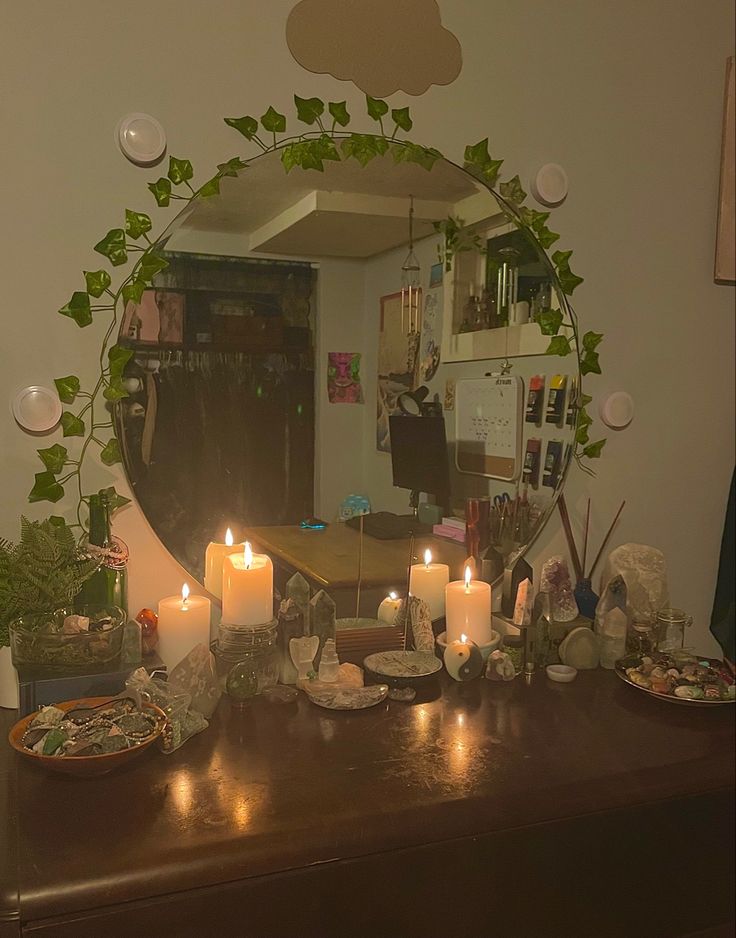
(98, 485, 131, 511)
(29, 471, 64, 504)
(391, 142, 442, 170)
(108, 344, 134, 378)
(168, 156, 194, 186)
(37, 443, 68, 474)
(577, 408, 593, 430)
(148, 177, 172, 207)
(464, 138, 491, 166)
(552, 249, 584, 295)
(260, 106, 286, 133)
(463, 138, 504, 185)
(366, 95, 389, 121)
(94, 228, 127, 267)
(328, 100, 350, 127)
(59, 291, 92, 327)
(535, 225, 560, 249)
(575, 423, 590, 445)
(545, 335, 573, 356)
(84, 269, 111, 298)
(341, 133, 383, 167)
(122, 279, 146, 304)
(103, 378, 128, 402)
(125, 209, 152, 240)
(583, 439, 607, 459)
(580, 393, 593, 408)
(60, 412, 85, 437)
(100, 438, 122, 466)
(535, 307, 563, 336)
(499, 174, 526, 205)
(54, 375, 80, 403)
(281, 136, 341, 173)
(391, 107, 413, 132)
(138, 251, 168, 283)
(217, 156, 249, 177)
(583, 331, 603, 352)
(294, 95, 324, 125)
(199, 175, 221, 198)
(224, 115, 259, 139)
(580, 350, 601, 376)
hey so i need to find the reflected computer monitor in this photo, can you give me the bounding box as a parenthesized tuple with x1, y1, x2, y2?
(389, 414, 450, 501)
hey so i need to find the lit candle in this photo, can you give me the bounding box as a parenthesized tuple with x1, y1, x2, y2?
(443, 632, 484, 682)
(377, 591, 402, 625)
(409, 549, 449, 620)
(445, 566, 493, 645)
(222, 541, 274, 626)
(157, 583, 212, 671)
(204, 528, 244, 600)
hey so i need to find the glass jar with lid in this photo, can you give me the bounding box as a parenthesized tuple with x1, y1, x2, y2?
(655, 607, 693, 653)
(212, 620, 279, 694)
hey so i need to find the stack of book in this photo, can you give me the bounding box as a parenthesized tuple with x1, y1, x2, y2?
(432, 517, 466, 544)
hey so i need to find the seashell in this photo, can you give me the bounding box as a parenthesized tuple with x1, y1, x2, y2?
(704, 685, 722, 700)
(629, 672, 651, 688)
(674, 685, 705, 699)
(727, 686, 735, 700)
(665, 669, 680, 678)
(641, 656, 653, 667)
(650, 667, 667, 681)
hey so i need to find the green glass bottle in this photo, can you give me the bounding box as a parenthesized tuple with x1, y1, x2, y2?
(78, 493, 128, 613)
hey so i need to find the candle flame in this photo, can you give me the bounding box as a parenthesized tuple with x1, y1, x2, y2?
(389, 591, 398, 600)
(244, 541, 253, 570)
(460, 633, 468, 643)
(225, 528, 233, 547)
(181, 583, 190, 604)
(424, 548, 432, 568)
(464, 565, 472, 591)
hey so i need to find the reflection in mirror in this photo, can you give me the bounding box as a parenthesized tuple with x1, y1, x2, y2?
(114, 147, 579, 617)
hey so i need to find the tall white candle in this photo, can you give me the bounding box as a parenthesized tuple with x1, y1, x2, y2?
(204, 528, 244, 600)
(445, 566, 493, 645)
(409, 549, 449, 620)
(158, 583, 212, 671)
(222, 542, 273, 626)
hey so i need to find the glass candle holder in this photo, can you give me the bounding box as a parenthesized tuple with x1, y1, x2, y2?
(656, 607, 693, 653)
(212, 620, 279, 695)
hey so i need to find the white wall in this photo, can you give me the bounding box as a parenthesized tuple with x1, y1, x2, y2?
(1, 0, 733, 652)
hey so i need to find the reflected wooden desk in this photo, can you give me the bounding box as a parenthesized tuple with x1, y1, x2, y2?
(243, 523, 467, 592)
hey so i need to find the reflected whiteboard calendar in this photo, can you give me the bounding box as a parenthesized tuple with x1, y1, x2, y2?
(455, 376, 524, 481)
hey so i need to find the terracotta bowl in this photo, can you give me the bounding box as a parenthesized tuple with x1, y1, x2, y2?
(8, 695, 166, 777)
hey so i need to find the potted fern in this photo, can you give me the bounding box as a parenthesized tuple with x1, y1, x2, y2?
(0, 516, 99, 708)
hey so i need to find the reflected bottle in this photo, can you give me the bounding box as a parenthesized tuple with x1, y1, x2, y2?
(78, 493, 128, 614)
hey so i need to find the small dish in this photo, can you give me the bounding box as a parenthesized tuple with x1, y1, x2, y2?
(546, 664, 577, 683)
(363, 650, 441, 687)
(304, 683, 389, 710)
(436, 630, 501, 662)
(11, 386, 62, 433)
(9, 696, 166, 777)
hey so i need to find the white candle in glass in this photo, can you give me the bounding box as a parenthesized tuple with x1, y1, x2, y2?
(157, 583, 212, 671)
(204, 527, 243, 600)
(377, 591, 402, 625)
(445, 566, 493, 644)
(222, 542, 273, 626)
(409, 549, 449, 620)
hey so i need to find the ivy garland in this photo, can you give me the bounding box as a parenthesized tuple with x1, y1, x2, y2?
(29, 94, 605, 527)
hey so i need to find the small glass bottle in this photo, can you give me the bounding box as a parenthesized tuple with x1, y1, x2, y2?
(78, 492, 128, 614)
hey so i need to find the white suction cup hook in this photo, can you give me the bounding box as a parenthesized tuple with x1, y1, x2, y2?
(116, 113, 166, 166)
(599, 391, 634, 429)
(11, 386, 62, 433)
(530, 163, 569, 207)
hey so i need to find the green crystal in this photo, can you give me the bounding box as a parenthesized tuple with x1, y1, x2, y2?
(308, 589, 336, 667)
(286, 572, 311, 625)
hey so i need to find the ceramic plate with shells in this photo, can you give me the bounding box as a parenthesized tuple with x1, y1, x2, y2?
(363, 650, 442, 686)
(615, 652, 735, 706)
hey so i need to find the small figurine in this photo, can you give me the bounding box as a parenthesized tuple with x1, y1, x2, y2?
(135, 608, 159, 656)
(485, 649, 516, 682)
(289, 635, 320, 683)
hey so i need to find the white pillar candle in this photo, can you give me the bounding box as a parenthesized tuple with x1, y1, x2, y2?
(377, 591, 402, 625)
(222, 542, 273, 626)
(157, 584, 212, 671)
(409, 550, 449, 620)
(204, 528, 244, 600)
(445, 566, 493, 645)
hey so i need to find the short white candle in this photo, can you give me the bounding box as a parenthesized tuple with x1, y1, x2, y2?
(158, 583, 211, 671)
(445, 566, 493, 645)
(204, 528, 244, 600)
(409, 549, 449, 620)
(377, 591, 402, 625)
(222, 542, 273, 626)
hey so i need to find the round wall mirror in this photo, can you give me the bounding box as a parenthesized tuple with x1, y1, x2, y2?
(114, 143, 580, 615)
